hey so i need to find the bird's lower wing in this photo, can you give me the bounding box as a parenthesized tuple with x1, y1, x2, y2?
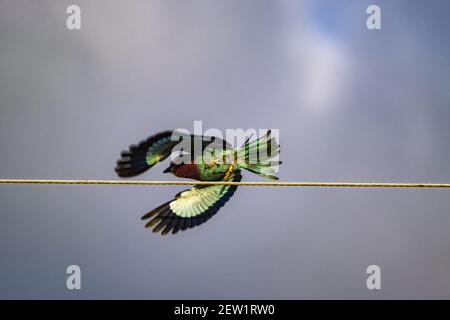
(141, 171, 242, 235)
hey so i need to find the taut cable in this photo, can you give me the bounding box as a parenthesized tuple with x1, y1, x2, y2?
(0, 179, 449, 188)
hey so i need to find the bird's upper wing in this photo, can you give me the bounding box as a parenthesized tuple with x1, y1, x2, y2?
(115, 130, 232, 177)
(141, 171, 242, 235)
(115, 130, 177, 177)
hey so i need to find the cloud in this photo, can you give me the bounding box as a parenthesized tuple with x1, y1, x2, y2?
(293, 32, 348, 113)
(282, 1, 350, 113)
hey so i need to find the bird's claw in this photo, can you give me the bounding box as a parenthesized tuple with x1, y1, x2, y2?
(205, 159, 218, 169)
(224, 165, 234, 181)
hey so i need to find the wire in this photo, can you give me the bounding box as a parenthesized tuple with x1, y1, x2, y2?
(0, 179, 449, 188)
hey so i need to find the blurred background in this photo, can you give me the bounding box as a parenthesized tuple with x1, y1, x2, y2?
(1, 0, 450, 299)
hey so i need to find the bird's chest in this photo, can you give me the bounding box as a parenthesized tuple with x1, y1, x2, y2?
(173, 163, 202, 180)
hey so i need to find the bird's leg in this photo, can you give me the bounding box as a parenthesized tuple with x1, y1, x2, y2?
(224, 165, 234, 181)
(205, 159, 218, 169)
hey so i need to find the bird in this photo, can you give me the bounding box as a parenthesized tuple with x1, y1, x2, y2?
(115, 129, 281, 235)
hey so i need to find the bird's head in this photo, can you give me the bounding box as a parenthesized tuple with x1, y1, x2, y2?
(163, 161, 180, 174)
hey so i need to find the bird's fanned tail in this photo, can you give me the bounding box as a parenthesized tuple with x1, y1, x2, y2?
(235, 130, 281, 180)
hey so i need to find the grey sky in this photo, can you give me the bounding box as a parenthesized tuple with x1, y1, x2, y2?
(1, 0, 450, 299)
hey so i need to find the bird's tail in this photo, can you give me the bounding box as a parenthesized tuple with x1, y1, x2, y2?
(235, 130, 281, 180)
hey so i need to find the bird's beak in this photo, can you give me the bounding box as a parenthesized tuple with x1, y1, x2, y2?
(163, 166, 172, 173)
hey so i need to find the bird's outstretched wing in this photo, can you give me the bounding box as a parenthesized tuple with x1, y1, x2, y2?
(115, 130, 176, 177)
(115, 130, 232, 177)
(141, 171, 242, 235)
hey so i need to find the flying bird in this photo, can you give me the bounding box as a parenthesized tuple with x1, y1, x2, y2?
(115, 130, 281, 235)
